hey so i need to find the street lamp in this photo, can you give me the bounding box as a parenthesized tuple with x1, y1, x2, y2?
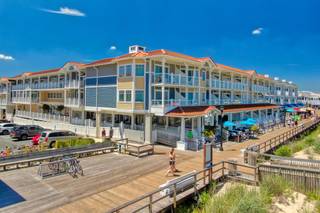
(281, 108, 286, 127)
(218, 105, 224, 151)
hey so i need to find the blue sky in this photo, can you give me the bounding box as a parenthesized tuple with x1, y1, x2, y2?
(0, 0, 319, 91)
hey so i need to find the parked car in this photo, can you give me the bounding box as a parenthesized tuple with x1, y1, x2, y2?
(39, 130, 78, 148)
(10, 125, 44, 140)
(0, 123, 17, 135)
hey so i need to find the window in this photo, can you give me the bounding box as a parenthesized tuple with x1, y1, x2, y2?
(136, 64, 145, 76)
(119, 91, 125, 102)
(118, 90, 132, 102)
(135, 90, 144, 102)
(119, 66, 125, 77)
(202, 71, 206, 81)
(125, 65, 132, 76)
(119, 65, 132, 77)
(126, 90, 132, 102)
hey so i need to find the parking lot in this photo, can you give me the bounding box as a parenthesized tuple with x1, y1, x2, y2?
(0, 135, 32, 150)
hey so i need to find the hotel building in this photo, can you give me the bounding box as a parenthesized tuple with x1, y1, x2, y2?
(298, 91, 320, 108)
(0, 46, 298, 149)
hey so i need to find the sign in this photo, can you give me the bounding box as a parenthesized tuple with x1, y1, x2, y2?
(203, 142, 213, 169)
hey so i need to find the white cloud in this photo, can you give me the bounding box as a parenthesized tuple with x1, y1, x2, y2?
(0, 54, 14, 61)
(109, 46, 117, 50)
(41, 7, 85, 17)
(252, 27, 263, 35)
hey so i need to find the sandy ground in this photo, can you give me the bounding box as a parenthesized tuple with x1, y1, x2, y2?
(216, 182, 316, 213)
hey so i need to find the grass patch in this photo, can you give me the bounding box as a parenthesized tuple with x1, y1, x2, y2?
(274, 126, 320, 156)
(274, 145, 292, 157)
(55, 138, 95, 148)
(177, 175, 294, 213)
(260, 175, 292, 204)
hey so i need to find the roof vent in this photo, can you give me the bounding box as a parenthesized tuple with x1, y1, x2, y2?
(129, 45, 146, 53)
(274, 77, 279, 81)
(282, 79, 286, 82)
(264, 74, 269, 78)
(289, 81, 293, 84)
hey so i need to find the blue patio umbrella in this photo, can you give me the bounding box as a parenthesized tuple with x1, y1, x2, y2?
(240, 120, 255, 126)
(286, 108, 295, 113)
(246, 118, 257, 123)
(223, 121, 236, 128)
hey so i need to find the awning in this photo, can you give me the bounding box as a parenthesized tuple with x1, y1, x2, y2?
(222, 104, 279, 113)
(166, 106, 217, 117)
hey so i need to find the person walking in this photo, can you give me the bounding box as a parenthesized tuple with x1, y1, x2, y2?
(109, 127, 114, 139)
(101, 128, 106, 141)
(165, 148, 177, 176)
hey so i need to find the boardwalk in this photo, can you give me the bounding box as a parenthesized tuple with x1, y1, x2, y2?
(0, 117, 317, 213)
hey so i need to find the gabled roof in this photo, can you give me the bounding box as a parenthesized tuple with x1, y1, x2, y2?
(166, 106, 217, 117)
(85, 49, 215, 68)
(28, 68, 61, 76)
(216, 64, 251, 76)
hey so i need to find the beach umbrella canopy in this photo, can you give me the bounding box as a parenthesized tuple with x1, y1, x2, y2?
(223, 121, 236, 128)
(240, 120, 255, 126)
(246, 118, 257, 123)
(286, 108, 295, 113)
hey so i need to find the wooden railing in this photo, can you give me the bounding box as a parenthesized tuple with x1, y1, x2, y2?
(258, 164, 320, 194)
(107, 161, 257, 213)
(0, 143, 115, 171)
(244, 118, 320, 162)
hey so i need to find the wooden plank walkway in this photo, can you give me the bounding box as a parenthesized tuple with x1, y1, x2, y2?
(0, 117, 317, 213)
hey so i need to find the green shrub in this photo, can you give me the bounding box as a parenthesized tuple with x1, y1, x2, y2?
(313, 142, 320, 154)
(291, 142, 305, 153)
(260, 175, 291, 200)
(274, 145, 292, 157)
(55, 138, 95, 149)
(201, 184, 267, 213)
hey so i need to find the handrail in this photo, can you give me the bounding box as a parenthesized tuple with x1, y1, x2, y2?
(106, 161, 257, 213)
(247, 118, 320, 153)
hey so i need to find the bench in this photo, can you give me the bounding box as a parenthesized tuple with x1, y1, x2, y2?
(159, 171, 197, 197)
(126, 144, 154, 157)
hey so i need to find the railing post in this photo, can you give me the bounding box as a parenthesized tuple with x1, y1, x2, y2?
(148, 194, 153, 213)
(173, 183, 177, 209)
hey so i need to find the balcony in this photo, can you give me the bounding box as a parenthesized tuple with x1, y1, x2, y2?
(233, 82, 248, 91)
(211, 79, 220, 89)
(64, 98, 84, 107)
(31, 81, 64, 90)
(0, 99, 7, 106)
(253, 85, 270, 94)
(12, 84, 30, 90)
(65, 80, 82, 89)
(0, 88, 7, 93)
(152, 73, 199, 87)
(221, 80, 232, 90)
(12, 96, 39, 104)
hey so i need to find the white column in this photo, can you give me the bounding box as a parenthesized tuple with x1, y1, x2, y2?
(111, 113, 115, 126)
(180, 117, 185, 142)
(197, 117, 202, 136)
(131, 114, 134, 129)
(231, 73, 234, 103)
(161, 59, 166, 106)
(219, 70, 222, 104)
(132, 59, 136, 110)
(144, 114, 153, 144)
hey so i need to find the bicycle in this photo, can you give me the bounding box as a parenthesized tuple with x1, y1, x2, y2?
(64, 157, 84, 178)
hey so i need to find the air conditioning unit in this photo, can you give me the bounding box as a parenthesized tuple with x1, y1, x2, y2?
(264, 74, 269, 78)
(129, 45, 146, 53)
(274, 77, 279, 81)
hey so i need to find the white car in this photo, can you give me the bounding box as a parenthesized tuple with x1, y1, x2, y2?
(0, 123, 17, 135)
(39, 130, 78, 148)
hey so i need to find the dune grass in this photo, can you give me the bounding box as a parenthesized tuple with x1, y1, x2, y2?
(274, 126, 320, 157)
(177, 175, 292, 213)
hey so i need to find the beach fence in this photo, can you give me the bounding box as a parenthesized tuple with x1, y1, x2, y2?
(258, 164, 320, 194)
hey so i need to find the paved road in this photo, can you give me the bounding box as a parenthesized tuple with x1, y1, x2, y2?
(0, 135, 32, 150)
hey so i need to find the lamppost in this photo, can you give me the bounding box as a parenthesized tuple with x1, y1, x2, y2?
(218, 105, 224, 151)
(281, 108, 286, 127)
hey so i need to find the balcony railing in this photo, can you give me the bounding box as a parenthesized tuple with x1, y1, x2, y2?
(65, 80, 81, 88)
(11, 80, 83, 91)
(12, 96, 39, 103)
(0, 99, 7, 106)
(221, 80, 232, 90)
(152, 73, 199, 87)
(16, 110, 70, 123)
(64, 98, 84, 107)
(0, 88, 8, 93)
(253, 85, 270, 93)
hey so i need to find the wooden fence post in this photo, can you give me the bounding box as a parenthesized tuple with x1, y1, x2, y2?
(149, 194, 153, 213)
(173, 183, 177, 209)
